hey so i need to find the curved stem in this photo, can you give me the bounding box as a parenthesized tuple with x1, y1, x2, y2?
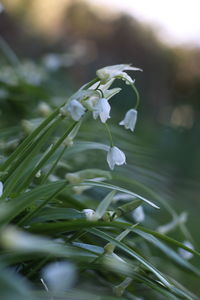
(104, 123, 114, 147)
(130, 83, 140, 109)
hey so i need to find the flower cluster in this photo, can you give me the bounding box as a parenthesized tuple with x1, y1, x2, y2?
(60, 64, 142, 170)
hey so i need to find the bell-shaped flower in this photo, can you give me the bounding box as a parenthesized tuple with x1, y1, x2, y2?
(132, 206, 145, 223)
(66, 99, 85, 121)
(82, 209, 96, 221)
(84, 95, 98, 111)
(41, 261, 76, 292)
(107, 146, 126, 170)
(0, 181, 3, 197)
(93, 98, 111, 123)
(119, 109, 137, 132)
(97, 64, 142, 84)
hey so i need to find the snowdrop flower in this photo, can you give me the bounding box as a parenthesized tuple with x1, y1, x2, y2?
(132, 206, 145, 223)
(178, 241, 193, 260)
(97, 64, 142, 84)
(41, 261, 76, 292)
(119, 109, 137, 132)
(93, 98, 111, 123)
(66, 99, 85, 121)
(107, 146, 126, 170)
(84, 95, 99, 111)
(0, 181, 3, 197)
(82, 209, 96, 221)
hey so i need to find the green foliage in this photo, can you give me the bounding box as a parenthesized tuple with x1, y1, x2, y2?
(0, 56, 199, 300)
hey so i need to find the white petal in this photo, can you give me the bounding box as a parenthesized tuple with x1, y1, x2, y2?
(132, 206, 145, 223)
(119, 109, 137, 132)
(93, 98, 111, 123)
(0, 181, 3, 197)
(67, 99, 85, 121)
(41, 261, 76, 291)
(96, 64, 142, 84)
(107, 146, 126, 170)
(82, 209, 96, 220)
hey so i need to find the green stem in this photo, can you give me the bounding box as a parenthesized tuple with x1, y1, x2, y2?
(2, 117, 62, 197)
(0, 107, 60, 172)
(15, 122, 77, 193)
(41, 145, 67, 184)
(96, 88, 104, 98)
(131, 83, 140, 109)
(104, 123, 114, 147)
(18, 182, 67, 226)
(0, 77, 99, 173)
(83, 77, 99, 90)
(0, 36, 20, 66)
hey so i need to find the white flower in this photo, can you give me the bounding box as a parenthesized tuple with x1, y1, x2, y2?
(119, 109, 137, 132)
(96, 64, 142, 84)
(107, 146, 126, 170)
(82, 209, 96, 220)
(66, 99, 85, 121)
(84, 95, 98, 111)
(0, 181, 3, 197)
(41, 261, 76, 291)
(132, 206, 145, 223)
(178, 241, 193, 260)
(93, 98, 111, 123)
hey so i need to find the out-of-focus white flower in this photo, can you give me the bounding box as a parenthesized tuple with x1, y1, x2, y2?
(43, 54, 62, 71)
(0, 181, 3, 197)
(119, 109, 137, 132)
(93, 98, 111, 123)
(96, 64, 142, 84)
(66, 99, 85, 121)
(82, 208, 96, 220)
(178, 241, 194, 260)
(41, 261, 76, 292)
(132, 206, 145, 223)
(107, 146, 126, 170)
(38, 102, 52, 117)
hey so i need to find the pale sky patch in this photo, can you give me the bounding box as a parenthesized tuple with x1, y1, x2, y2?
(86, 0, 200, 46)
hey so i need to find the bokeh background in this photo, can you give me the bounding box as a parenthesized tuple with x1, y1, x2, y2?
(0, 0, 200, 293)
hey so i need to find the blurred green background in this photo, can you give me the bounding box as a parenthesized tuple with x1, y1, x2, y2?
(0, 0, 200, 293)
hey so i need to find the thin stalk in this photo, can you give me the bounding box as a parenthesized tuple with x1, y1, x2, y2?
(0, 107, 60, 172)
(41, 145, 68, 184)
(131, 83, 140, 109)
(18, 182, 67, 226)
(104, 123, 114, 147)
(2, 117, 62, 197)
(15, 122, 77, 192)
(0, 36, 20, 66)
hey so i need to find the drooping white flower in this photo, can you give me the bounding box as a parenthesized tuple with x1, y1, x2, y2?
(82, 209, 96, 220)
(96, 64, 142, 84)
(84, 95, 98, 111)
(93, 98, 111, 123)
(41, 261, 76, 292)
(178, 241, 194, 260)
(119, 109, 138, 132)
(66, 99, 85, 121)
(0, 181, 3, 197)
(107, 146, 126, 170)
(132, 206, 145, 223)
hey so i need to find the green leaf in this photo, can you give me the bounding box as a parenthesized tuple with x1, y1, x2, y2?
(80, 180, 159, 209)
(133, 228, 200, 276)
(0, 180, 67, 224)
(95, 190, 116, 219)
(88, 228, 172, 288)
